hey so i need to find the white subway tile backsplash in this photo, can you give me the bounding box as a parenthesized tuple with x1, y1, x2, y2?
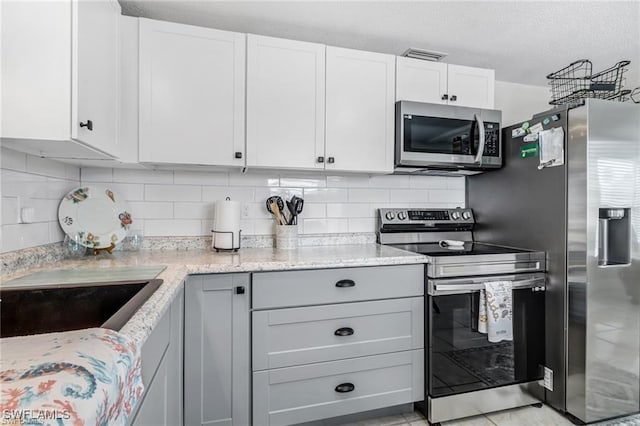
(174, 202, 214, 220)
(303, 188, 348, 203)
(2, 152, 468, 252)
(114, 169, 173, 184)
(81, 167, 114, 182)
(144, 219, 202, 236)
(26, 155, 69, 179)
(348, 188, 389, 203)
(229, 172, 279, 187)
(145, 184, 201, 202)
(203, 186, 254, 202)
(255, 187, 304, 202)
(302, 218, 348, 234)
(1, 148, 27, 172)
(326, 203, 372, 218)
(326, 175, 371, 188)
(128, 201, 174, 219)
(429, 189, 465, 204)
(2, 197, 19, 225)
(300, 203, 326, 219)
(409, 175, 450, 189)
(348, 218, 376, 233)
(390, 189, 430, 203)
(279, 175, 326, 188)
(174, 170, 228, 186)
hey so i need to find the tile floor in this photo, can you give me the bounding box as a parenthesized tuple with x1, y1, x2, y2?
(343, 404, 640, 426)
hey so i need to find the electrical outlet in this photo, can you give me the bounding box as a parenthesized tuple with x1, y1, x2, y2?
(241, 204, 250, 219)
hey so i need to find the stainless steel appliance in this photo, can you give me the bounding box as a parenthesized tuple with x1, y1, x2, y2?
(377, 208, 547, 423)
(468, 99, 640, 423)
(395, 101, 502, 175)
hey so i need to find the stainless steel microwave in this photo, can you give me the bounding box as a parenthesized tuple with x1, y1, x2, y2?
(395, 101, 502, 175)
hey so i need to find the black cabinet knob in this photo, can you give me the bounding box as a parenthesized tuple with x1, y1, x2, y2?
(317, 156, 325, 163)
(79, 120, 93, 131)
(235, 286, 245, 295)
(450, 95, 457, 101)
(327, 157, 335, 164)
(441, 94, 449, 101)
(335, 279, 355, 288)
(335, 383, 355, 393)
(235, 152, 243, 159)
(334, 327, 354, 337)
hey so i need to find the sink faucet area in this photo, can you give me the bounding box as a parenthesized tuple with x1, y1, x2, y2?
(0, 279, 162, 337)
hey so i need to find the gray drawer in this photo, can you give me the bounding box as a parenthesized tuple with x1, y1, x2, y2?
(140, 306, 170, 386)
(252, 264, 423, 309)
(253, 298, 423, 370)
(253, 349, 424, 426)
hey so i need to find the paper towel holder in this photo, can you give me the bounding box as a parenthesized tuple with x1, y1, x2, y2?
(211, 229, 242, 252)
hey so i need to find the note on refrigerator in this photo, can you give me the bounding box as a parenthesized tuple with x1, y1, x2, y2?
(538, 127, 565, 170)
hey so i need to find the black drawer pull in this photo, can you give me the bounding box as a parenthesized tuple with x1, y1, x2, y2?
(335, 382, 355, 393)
(79, 120, 93, 131)
(334, 327, 354, 337)
(235, 286, 245, 295)
(335, 279, 355, 288)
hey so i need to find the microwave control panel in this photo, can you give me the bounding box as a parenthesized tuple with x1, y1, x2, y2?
(482, 122, 500, 157)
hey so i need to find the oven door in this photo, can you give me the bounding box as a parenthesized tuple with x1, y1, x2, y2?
(426, 273, 545, 398)
(395, 101, 501, 170)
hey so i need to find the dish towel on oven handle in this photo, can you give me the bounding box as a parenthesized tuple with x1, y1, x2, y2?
(477, 281, 513, 343)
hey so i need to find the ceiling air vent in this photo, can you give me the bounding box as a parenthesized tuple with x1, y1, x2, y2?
(402, 48, 448, 62)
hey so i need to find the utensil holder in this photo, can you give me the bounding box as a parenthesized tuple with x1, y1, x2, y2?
(275, 225, 298, 250)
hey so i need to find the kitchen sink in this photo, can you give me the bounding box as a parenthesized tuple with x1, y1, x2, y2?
(0, 279, 162, 338)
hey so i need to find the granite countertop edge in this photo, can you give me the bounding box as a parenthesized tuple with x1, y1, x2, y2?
(82, 244, 427, 347)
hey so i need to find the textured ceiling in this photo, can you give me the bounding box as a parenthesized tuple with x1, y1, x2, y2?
(120, 1, 640, 89)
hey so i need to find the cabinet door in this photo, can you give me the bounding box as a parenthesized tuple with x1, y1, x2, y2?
(133, 347, 170, 426)
(72, 0, 120, 156)
(447, 64, 495, 109)
(247, 35, 325, 170)
(325, 46, 395, 173)
(395, 57, 448, 104)
(185, 274, 250, 426)
(139, 19, 246, 166)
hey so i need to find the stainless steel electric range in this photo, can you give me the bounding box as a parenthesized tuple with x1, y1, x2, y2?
(377, 208, 547, 424)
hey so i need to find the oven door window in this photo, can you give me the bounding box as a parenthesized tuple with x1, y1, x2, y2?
(428, 288, 544, 397)
(403, 115, 478, 155)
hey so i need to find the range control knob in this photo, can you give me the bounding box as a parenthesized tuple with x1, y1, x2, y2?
(451, 211, 461, 220)
(385, 211, 396, 220)
(462, 211, 472, 220)
(397, 211, 407, 221)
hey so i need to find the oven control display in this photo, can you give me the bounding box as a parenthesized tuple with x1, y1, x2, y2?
(408, 210, 450, 221)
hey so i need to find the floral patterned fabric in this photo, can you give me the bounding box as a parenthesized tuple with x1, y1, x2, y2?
(0, 328, 144, 425)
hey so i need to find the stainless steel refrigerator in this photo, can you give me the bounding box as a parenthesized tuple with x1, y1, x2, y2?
(467, 99, 640, 423)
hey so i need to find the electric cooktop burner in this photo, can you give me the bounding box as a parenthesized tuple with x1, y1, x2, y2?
(389, 242, 535, 257)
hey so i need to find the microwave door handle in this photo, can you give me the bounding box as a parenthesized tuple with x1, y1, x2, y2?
(474, 113, 485, 164)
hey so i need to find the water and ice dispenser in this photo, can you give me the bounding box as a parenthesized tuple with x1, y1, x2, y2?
(598, 208, 631, 266)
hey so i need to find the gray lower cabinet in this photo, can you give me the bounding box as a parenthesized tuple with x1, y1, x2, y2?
(131, 285, 184, 426)
(252, 264, 425, 426)
(184, 274, 250, 426)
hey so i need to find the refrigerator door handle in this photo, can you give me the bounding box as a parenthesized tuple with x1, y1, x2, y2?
(474, 113, 486, 164)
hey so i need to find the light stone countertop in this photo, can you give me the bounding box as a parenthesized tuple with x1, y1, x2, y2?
(1, 244, 427, 347)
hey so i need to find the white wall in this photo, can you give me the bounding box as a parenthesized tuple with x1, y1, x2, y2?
(1, 147, 80, 253)
(495, 80, 551, 126)
(79, 168, 465, 238)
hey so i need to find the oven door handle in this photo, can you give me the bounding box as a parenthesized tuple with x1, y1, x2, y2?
(429, 277, 546, 295)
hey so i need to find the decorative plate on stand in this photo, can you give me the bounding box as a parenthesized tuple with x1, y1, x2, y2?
(58, 186, 133, 248)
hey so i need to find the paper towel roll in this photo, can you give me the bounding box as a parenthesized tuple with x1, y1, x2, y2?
(212, 198, 241, 249)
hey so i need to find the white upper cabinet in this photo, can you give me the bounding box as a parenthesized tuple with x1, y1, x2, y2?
(246, 35, 326, 170)
(396, 58, 448, 105)
(396, 57, 495, 109)
(325, 47, 395, 174)
(139, 19, 246, 167)
(73, 0, 120, 156)
(1, 0, 121, 159)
